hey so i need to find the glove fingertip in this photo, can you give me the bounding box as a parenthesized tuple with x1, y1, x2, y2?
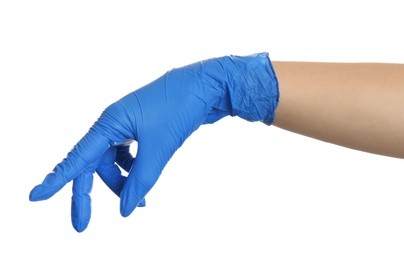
(29, 185, 52, 201)
(28, 186, 41, 201)
(29, 172, 67, 201)
(120, 200, 136, 217)
(138, 198, 146, 207)
(120, 192, 144, 217)
(71, 198, 91, 232)
(72, 219, 89, 233)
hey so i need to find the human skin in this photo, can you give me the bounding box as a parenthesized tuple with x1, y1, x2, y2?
(271, 61, 404, 159)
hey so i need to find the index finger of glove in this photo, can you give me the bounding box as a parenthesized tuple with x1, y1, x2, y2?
(29, 126, 110, 201)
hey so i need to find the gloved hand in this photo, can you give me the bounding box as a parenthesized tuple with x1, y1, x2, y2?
(29, 52, 280, 232)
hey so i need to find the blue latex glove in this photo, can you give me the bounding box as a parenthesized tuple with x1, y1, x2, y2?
(29, 52, 280, 232)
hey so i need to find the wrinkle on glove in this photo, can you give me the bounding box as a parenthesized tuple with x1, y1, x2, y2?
(29, 52, 279, 232)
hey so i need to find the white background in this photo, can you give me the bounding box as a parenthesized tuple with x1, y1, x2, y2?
(1, 0, 404, 259)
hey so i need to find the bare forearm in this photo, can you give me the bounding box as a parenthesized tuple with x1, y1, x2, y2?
(272, 61, 404, 159)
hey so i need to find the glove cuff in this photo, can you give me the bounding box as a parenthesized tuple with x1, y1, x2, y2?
(206, 52, 280, 125)
(226, 52, 279, 125)
(167, 52, 280, 126)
